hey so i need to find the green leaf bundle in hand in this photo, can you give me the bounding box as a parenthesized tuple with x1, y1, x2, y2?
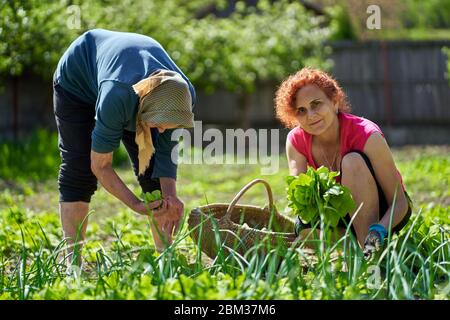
(142, 190, 162, 204)
(286, 166, 356, 228)
(142, 190, 163, 215)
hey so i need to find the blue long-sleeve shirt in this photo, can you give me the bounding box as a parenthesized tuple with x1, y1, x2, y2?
(54, 29, 196, 179)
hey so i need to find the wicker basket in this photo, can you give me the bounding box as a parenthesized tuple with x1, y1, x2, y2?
(188, 179, 300, 259)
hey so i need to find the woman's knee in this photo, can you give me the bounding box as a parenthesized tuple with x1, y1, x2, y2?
(341, 152, 371, 177)
(58, 183, 97, 203)
(58, 163, 97, 202)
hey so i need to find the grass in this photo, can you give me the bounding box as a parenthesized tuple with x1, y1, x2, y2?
(0, 131, 449, 300)
(363, 28, 450, 41)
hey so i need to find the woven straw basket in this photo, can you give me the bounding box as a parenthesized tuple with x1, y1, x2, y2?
(188, 179, 300, 259)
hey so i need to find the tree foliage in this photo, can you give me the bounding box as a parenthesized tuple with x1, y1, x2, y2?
(0, 0, 332, 93)
(401, 0, 450, 29)
(167, 0, 332, 93)
(0, 0, 78, 77)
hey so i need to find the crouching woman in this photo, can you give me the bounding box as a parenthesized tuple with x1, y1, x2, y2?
(274, 67, 412, 258)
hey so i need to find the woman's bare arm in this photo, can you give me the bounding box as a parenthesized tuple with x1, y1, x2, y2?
(363, 132, 409, 230)
(90, 150, 162, 215)
(286, 139, 308, 176)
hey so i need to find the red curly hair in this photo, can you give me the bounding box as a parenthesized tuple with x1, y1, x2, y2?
(275, 67, 351, 128)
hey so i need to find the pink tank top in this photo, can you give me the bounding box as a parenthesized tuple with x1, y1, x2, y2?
(287, 112, 405, 189)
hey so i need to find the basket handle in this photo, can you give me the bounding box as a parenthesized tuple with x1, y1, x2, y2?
(224, 179, 274, 220)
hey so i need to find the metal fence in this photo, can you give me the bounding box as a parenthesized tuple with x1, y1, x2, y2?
(331, 40, 450, 126)
(193, 40, 450, 127)
(0, 40, 449, 141)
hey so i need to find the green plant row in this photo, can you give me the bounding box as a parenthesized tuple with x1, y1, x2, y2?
(0, 129, 129, 182)
(0, 199, 448, 300)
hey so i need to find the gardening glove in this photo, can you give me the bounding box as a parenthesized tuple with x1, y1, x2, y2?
(294, 216, 309, 236)
(363, 223, 387, 260)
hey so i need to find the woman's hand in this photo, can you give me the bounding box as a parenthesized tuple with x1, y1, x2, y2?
(363, 230, 382, 260)
(133, 199, 167, 216)
(133, 195, 185, 252)
(147, 198, 183, 252)
(363, 223, 387, 260)
(163, 196, 184, 237)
